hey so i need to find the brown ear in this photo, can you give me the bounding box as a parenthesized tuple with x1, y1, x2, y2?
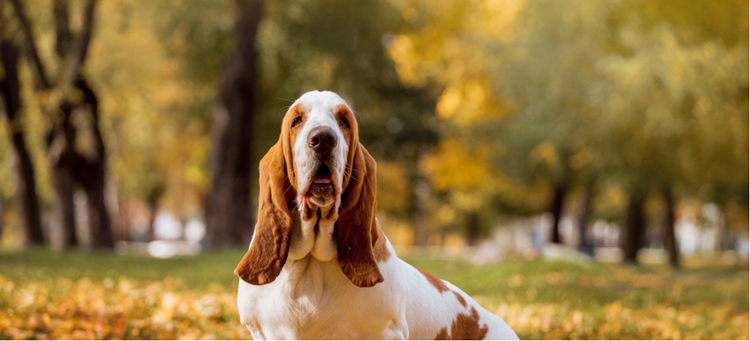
(234, 141, 294, 285)
(335, 142, 384, 288)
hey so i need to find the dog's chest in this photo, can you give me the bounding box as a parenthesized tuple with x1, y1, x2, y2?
(237, 256, 399, 339)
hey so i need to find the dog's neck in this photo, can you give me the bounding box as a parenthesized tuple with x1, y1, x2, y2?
(288, 207, 337, 262)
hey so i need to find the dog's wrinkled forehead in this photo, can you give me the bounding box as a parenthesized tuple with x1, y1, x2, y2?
(293, 91, 348, 126)
(291, 91, 350, 160)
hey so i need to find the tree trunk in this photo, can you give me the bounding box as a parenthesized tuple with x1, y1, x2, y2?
(0, 40, 44, 246)
(51, 166, 77, 247)
(11, 0, 106, 249)
(116, 196, 132, 241)
(47, 103, 83, 249)
(52, 0, 72, 58)
(50, 80, 113, 249)
(85, 181, 113, 248)
(549, 183, 566, 244)
(77, 80, 113, 249)
(466, 212, 481, 246)
(577, 177, 595, 253)
(9, 0, 51, 90)
(411, 176, 430, 246)
(205, 0, 264, 248)
(147, 198, 158, 242)
(622, 193, 645, 263)
(662, 186, 679, 267)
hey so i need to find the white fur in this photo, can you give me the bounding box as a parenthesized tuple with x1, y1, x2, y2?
(239, 228, 518, 339)
(292, 91, 349, 203)
(238, 91, 519, 340)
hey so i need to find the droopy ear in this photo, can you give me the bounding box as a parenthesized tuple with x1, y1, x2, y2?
(335, 143, 384, 288)
(234, 141, 294, 285)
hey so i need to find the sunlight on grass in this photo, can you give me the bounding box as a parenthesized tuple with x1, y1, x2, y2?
(0, 250, 747, 339)
(0, 275, 250, 339)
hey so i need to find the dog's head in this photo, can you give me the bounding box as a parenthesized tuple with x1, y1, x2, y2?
(234, 91, 383, 288)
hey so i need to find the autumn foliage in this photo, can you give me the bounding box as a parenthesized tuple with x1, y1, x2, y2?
(0, 0, 747, 339)
(0, 251, 747, 340)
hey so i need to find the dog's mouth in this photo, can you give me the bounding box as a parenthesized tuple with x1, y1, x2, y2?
(311, 164, 333, 187)
(300, 163, 339, 221)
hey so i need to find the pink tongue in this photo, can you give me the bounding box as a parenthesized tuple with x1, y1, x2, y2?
(298, 196, 306, 212)
(313, 174, 332, 184)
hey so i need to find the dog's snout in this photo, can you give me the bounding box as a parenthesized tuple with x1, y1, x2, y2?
(308, 126, 338, 153)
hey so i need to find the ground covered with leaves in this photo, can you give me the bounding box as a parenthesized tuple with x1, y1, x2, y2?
(0, 249, 747, 339)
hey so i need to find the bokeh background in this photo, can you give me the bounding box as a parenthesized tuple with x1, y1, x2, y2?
(0, 0, 747, 339)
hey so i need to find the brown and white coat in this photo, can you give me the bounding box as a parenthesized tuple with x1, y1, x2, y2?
(235, 91, 518, 340)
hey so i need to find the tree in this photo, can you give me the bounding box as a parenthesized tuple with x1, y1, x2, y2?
(389, 0, 747, 256)
(388, 0, 545, 245)
(488, 0, 617, 245)
(78, 0, 223, 243)
(50, 80, 114, 249)
(576, 176, 596, 253)
(0, 34, 44, 246)
(592, 4, 748, 264)
(111, 0, 431, 248)
(10, 0, 115, 248)
(662, 186, 678, 266)
(205, 0, 264, 248)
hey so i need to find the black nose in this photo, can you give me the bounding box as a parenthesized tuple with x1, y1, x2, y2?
(308, 126, 338, 154)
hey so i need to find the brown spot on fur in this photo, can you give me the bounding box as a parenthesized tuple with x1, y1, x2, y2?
(434, 306, 489, 340)
(416, 267, 449, 293)
(453, 291, 467, 307)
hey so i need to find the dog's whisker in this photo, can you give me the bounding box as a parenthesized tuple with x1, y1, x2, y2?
(344, 170, 360, 183)
(284, 184, 295, 195)
(344, 166, 363, 174)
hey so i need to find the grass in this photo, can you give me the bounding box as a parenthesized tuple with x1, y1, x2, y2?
(407, 255, 748, 339)
(0, 248, 747, 339)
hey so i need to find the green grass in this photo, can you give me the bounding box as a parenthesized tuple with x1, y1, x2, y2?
(407, 255, 748, 311)
(406, 255, 748, 339)
(0, 249, 747, 339)
(0, 248, 245, 289)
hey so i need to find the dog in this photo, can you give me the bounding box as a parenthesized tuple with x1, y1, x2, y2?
(235, 91, 518, 339)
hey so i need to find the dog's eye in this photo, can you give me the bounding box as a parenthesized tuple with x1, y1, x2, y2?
(338, 117, 350, 130)
(292, 116, 302, 128)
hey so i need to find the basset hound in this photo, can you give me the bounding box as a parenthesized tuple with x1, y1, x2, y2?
(235, 91, 518, 340)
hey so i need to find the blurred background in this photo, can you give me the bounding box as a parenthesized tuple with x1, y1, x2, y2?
(0, 0, 747, 339)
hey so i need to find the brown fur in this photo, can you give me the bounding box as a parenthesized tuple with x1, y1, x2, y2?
(453, 291, 467, 307)
(234, 104, 304, 285)
(235, 102, 386, 288)
(434, 306, 489, 340)
(334, 104, 385, 287)
(416, 267, 449, 293)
